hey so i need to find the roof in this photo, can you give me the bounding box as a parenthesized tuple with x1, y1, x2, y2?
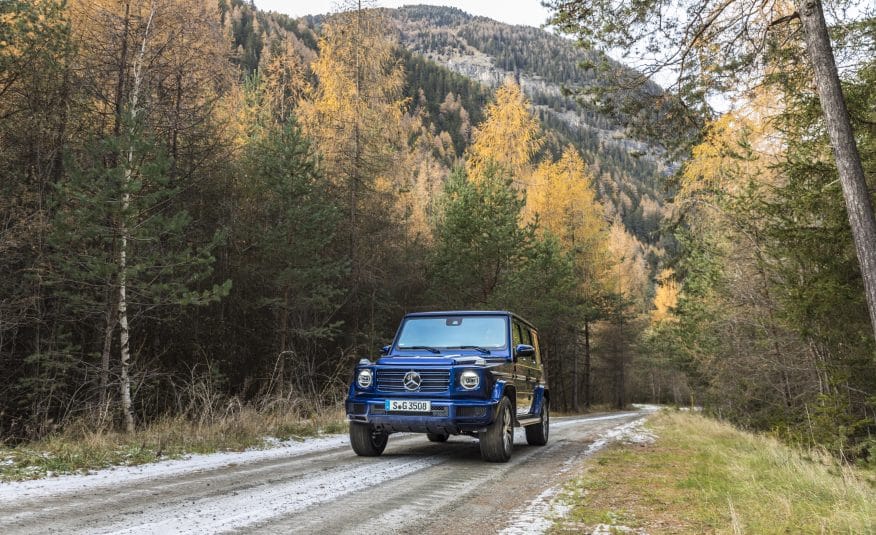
(402, 310, 538, 331)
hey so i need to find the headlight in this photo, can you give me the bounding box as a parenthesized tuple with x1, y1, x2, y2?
(357, 369, 373, 388)
(460, 370, 480, 390)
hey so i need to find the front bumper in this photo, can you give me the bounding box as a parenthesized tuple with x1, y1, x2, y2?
(345, 398, 498, 434)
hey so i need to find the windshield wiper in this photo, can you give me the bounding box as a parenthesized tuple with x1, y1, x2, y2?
(406, 346, 441, 354)
(449, 346, 491, 354)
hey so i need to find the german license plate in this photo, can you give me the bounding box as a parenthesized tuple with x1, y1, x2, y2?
(386, 399, 431, 412)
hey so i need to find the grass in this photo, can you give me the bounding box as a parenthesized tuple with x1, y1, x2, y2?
(0, 406, 347, 482)
(553, 410, 876, 534)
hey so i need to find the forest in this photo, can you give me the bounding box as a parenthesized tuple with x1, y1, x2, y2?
(0, 0, 873, 466)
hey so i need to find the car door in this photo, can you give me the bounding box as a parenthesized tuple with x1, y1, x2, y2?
(512, 320, 537, 416)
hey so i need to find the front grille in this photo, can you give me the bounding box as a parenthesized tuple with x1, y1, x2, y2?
(349, 403, 366, 414)
(372, 405, 449, 417)
(376, 368, 451, 393)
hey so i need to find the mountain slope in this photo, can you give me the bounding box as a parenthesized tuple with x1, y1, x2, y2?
(231, 1, 669, 252)
(390, 5, 669, 247)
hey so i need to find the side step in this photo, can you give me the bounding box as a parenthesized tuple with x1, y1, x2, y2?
(515, 416, 540, 427)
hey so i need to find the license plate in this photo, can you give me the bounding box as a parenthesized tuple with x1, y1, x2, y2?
(385, 399, 431, 412)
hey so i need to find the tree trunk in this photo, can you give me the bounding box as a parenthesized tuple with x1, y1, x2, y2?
(797, 0, 876, 342)
(278, 288, 289, 383)
(118, 1, 156, 434)
(118, 230, 134, 434)
(99, 296, 116, 408)
(572, 331, 579, 413)
(583, 319, 591, 409)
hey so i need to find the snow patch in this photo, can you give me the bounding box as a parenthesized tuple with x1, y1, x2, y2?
(591, 524, 648, 534)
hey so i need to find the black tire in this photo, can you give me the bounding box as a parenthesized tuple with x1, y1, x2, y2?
(480, 397, 513, 462)
(426, 432, 449, 443)
(349, 421, 388, 456)
(525, 399, 549, 446)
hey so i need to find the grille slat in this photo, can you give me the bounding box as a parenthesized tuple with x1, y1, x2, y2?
(376, 368, 450, 393)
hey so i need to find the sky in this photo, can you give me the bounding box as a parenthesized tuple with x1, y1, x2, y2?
(254, 0, 555, 29)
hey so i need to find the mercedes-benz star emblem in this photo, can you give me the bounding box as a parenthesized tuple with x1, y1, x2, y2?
(403, 371, 422, 391)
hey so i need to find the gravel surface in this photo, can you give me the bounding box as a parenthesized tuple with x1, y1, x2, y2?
(0, 408, 654, 534)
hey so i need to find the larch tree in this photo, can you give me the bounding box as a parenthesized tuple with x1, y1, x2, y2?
(546, 0, 876, 344)
(650, 269, 680, 324)
(465, 77, 542, 186)
(297, 4, 408, 348)
(527, 146, 613, 409)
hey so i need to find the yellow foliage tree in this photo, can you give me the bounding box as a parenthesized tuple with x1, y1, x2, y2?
(650, 268, 679, 323)
(607, 218, 650, 309)
(297, 6, 413, 344)
(527, 146, 613, 289)
(298, 8, 405, 185)
(679, 90, 783, 205)
(466, 77, 542, 184)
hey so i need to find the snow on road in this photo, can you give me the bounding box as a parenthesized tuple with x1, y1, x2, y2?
(104, 455, 445, 534)
(0, 433, 350, 502)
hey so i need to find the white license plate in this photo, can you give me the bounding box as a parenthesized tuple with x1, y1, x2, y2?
(385, 399, 431, 412)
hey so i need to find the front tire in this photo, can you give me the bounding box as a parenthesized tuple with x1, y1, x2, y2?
(350, 421, 388, 456)
(480, 397, 513, 462)
(525, 399, 549, 446)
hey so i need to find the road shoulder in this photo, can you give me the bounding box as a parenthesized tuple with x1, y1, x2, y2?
(550, 410, 876, 534)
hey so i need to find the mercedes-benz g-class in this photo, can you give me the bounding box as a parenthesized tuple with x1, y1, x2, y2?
(345, 311, 549, 462)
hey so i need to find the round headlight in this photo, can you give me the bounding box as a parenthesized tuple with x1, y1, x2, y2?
(357, 369, 373, 388)
(460, 370, 480, 390)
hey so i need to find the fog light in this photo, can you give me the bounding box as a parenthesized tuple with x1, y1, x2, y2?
(357, 369, 373, 388)
(460, 370, 480, 390)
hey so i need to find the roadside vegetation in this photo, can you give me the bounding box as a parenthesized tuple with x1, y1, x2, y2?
(553, 411, 876, 534)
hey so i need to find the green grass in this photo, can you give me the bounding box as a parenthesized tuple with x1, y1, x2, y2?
(553, 411, 876, 534)
(0, 407, 348, 482)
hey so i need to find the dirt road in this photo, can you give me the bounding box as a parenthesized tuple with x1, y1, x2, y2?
(0, 409, 652, 534)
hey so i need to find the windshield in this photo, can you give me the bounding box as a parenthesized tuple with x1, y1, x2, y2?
(395, 316, 508, 350)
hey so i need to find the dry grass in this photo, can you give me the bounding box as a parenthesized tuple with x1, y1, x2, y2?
(553, 410, 876, 534)
(0, 405, 347, 482)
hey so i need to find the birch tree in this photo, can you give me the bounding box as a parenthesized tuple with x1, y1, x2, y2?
(49, 0, 230, 432)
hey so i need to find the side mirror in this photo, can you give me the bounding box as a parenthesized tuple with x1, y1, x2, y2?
(379, 345, 390, 355)
(515, 344, 535, 359)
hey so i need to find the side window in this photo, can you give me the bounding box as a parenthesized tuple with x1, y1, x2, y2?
(514, 321, 533, 365)
(512, 321, 522, 347)
(531, 331, 542, 367)
(521, 327, 533, 346)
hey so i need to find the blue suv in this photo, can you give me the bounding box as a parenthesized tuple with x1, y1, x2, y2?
(345, 311, 549, 462)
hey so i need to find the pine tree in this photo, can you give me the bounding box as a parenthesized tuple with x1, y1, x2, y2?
(50, 125, 229, 432)
(235, 118, 347, 391)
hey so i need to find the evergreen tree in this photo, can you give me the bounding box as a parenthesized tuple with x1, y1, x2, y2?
(49, 126, 229, 431)
(430, 165, 536, 306)
(234, 119, 347, 394)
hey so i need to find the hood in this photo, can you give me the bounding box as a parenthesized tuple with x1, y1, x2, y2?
(375, 354, 488, 366)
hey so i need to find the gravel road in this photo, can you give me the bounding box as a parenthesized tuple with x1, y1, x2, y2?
(0, 409, 652, 534)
